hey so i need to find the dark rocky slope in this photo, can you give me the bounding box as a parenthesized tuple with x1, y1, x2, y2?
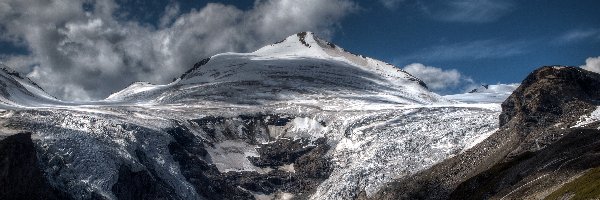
(0, 133, 69, 200)
(371, 66, 600, 199)
(165, 115, 333, 200)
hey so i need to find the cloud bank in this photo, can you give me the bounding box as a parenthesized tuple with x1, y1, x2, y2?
(581, 56, 600, 74)
(402, 63, 473, 92)
(0, 0, 358, 100)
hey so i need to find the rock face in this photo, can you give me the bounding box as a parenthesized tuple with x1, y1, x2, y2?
(0, 133, 68, 200)
(500, 66, 600, 128)
(111, 150, 180, 200)
(371, 66, 600, 199)
(499, 66, 600, 155)
(165, 121, 332, 200)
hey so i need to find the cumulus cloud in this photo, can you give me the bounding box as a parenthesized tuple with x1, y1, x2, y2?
(158, 2, 180, 28)
(0, 0, 358, 100)
(581, 56, 600, 73)
(402, 63, 472, 92)
(420, 0, 514, 23)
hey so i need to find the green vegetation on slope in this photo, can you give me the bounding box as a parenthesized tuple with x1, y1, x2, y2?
(449, 152, 535, 199)
(545, 167, 600, 200)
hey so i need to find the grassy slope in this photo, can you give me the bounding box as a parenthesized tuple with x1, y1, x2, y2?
(545, 167, 600, 200)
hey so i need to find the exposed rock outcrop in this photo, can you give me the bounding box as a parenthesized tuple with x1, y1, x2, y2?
(0, 133, 69, 200)
(500, 66, 600, 127)
(111, 150, 180, 200)
(167, 115, 332, 200)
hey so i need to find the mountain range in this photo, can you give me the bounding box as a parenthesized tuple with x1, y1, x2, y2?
(1, 32, 599, 200)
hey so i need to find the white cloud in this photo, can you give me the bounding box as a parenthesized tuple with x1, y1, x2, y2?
(379, 0, 404, 9)
(402, 63, 471, 91)
(421, 0, 514, 23)
(0, 54, 38, 72)
(557, 29, 600, 43)
(397, 39, 529, 62)
(0, 0, 358, 100)
(581, 56, 600, 74)
(159, 2, 180, 28)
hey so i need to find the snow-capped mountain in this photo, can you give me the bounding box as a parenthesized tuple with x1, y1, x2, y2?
(3, 34, 598, 200)
(106, 32, 447, 108)
(444, 83, 520, 103)
(0, 64, 59, 107)
(0, 32, 502, 200)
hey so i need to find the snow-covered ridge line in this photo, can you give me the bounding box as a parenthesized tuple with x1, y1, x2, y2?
(105, 80, 180, 102)
(444, 83, 520, 104)
(105, 32, 446, 106)
(0, 63, 61, 107)
(0, 32, 440, 107)
(253, 32, 427, 88)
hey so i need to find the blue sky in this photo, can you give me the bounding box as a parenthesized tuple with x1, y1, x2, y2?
(0, 0, 599, 99)
(333, 0, 600, 93)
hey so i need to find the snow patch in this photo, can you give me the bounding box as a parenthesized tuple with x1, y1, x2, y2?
(278, 164, 295, 173)
(285, 117, 326, 140)
(444, 84, 519, 104)
(572, 106, 600, 128)
(206, 140, 265, 173)
(253, 191, 295, 200)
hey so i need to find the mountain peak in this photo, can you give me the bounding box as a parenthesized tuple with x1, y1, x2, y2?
(253, 31, 331, 57)
(251, 32, 428, 89)
(254, 31, 368, 60)
(294, 31, 314, 47)
(110, 32, 444, 105)
(500, 65, 600, 127)
(274, 31, 319, 47)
